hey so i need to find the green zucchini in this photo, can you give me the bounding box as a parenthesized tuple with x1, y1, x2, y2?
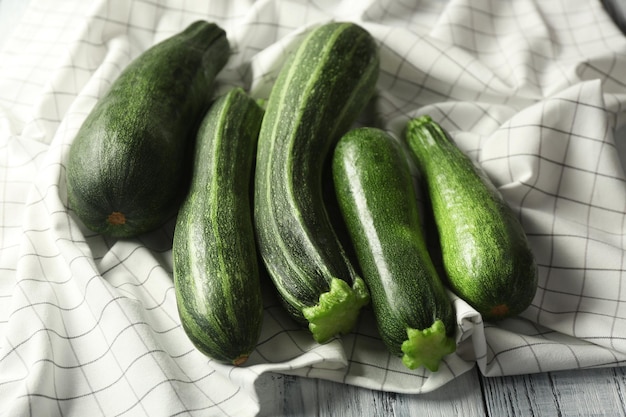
(66, 21, 230, 238)
(253, 22, 379, 343)
(172, 88, 264, 365)
(332, 127, 456, 372)
(405, 115, 538, 320)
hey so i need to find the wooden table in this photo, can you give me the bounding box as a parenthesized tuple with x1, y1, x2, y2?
(256, 365, 626, 416)
(2, 2, 625, 417)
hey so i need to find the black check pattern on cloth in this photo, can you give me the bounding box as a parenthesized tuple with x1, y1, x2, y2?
(1, 0, 626, 415)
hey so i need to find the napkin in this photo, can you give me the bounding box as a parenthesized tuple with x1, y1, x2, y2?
(1, 0, 625, 415)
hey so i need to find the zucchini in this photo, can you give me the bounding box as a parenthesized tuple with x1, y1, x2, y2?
(66, 21, 230, 238)
(173, 88, 264, 366)
(405, 115, 538, 320)
(332, 127, 456, 372)
(253, 22, 379, 343)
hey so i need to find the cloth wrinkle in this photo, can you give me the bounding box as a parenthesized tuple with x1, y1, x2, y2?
(1, 0, 626, 414)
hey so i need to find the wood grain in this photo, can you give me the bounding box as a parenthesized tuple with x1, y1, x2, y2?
(256, 366, 626, 416)
(481, 367, 626, 417)
(257, 367, 486, 416)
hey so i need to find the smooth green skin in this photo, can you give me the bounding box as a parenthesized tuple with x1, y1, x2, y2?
(405, 115, 538, 321)
(333, 127, 456, 371)
(66, 21, 230, 238)
(172, 88, 264, 365)
(254, 22, 378, 342)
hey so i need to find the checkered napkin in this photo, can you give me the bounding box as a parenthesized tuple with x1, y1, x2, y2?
(1, 0, 625, 415)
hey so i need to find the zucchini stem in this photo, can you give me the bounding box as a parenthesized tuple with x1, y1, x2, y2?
(401, 319, 456, 372)
(302, 277, 370, 343)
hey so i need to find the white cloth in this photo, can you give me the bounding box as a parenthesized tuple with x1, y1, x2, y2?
(1, 0, 626, 415)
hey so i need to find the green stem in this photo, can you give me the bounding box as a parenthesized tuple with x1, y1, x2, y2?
(302, 277, 370, 343)
(401, 319, 456, 372)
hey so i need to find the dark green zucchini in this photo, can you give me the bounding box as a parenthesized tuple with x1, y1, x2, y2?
(405, 115, 538, 321)
(253, 22, 379, 343)
(66, 21, 230, 238)
(332, 127, 456, 371)
(173, 88, 264, 365)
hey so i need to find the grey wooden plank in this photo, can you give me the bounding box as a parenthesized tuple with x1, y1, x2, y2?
(481, 367, 626, 417)
(549, 368, 626, 417)
(481, 372, 557, 417)
(256, 366, 487, 417)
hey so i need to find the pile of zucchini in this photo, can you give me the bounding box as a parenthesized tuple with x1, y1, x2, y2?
(66, 20, 538, 372)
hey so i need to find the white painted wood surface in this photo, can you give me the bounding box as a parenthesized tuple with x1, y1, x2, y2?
(482, 368, 626, 417)
(256, 366, 626, 416)
(2, 3, 625, 417)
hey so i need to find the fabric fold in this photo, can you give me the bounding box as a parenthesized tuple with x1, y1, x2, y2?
(1, 0, 625, 415)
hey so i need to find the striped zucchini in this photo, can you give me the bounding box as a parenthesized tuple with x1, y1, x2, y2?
(173, 88, 264, 365)
(254, 22, 379, 343)
(405, 115, 538, 320)
(333, 127, 456, 371)
(67, 21, 229, 238)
